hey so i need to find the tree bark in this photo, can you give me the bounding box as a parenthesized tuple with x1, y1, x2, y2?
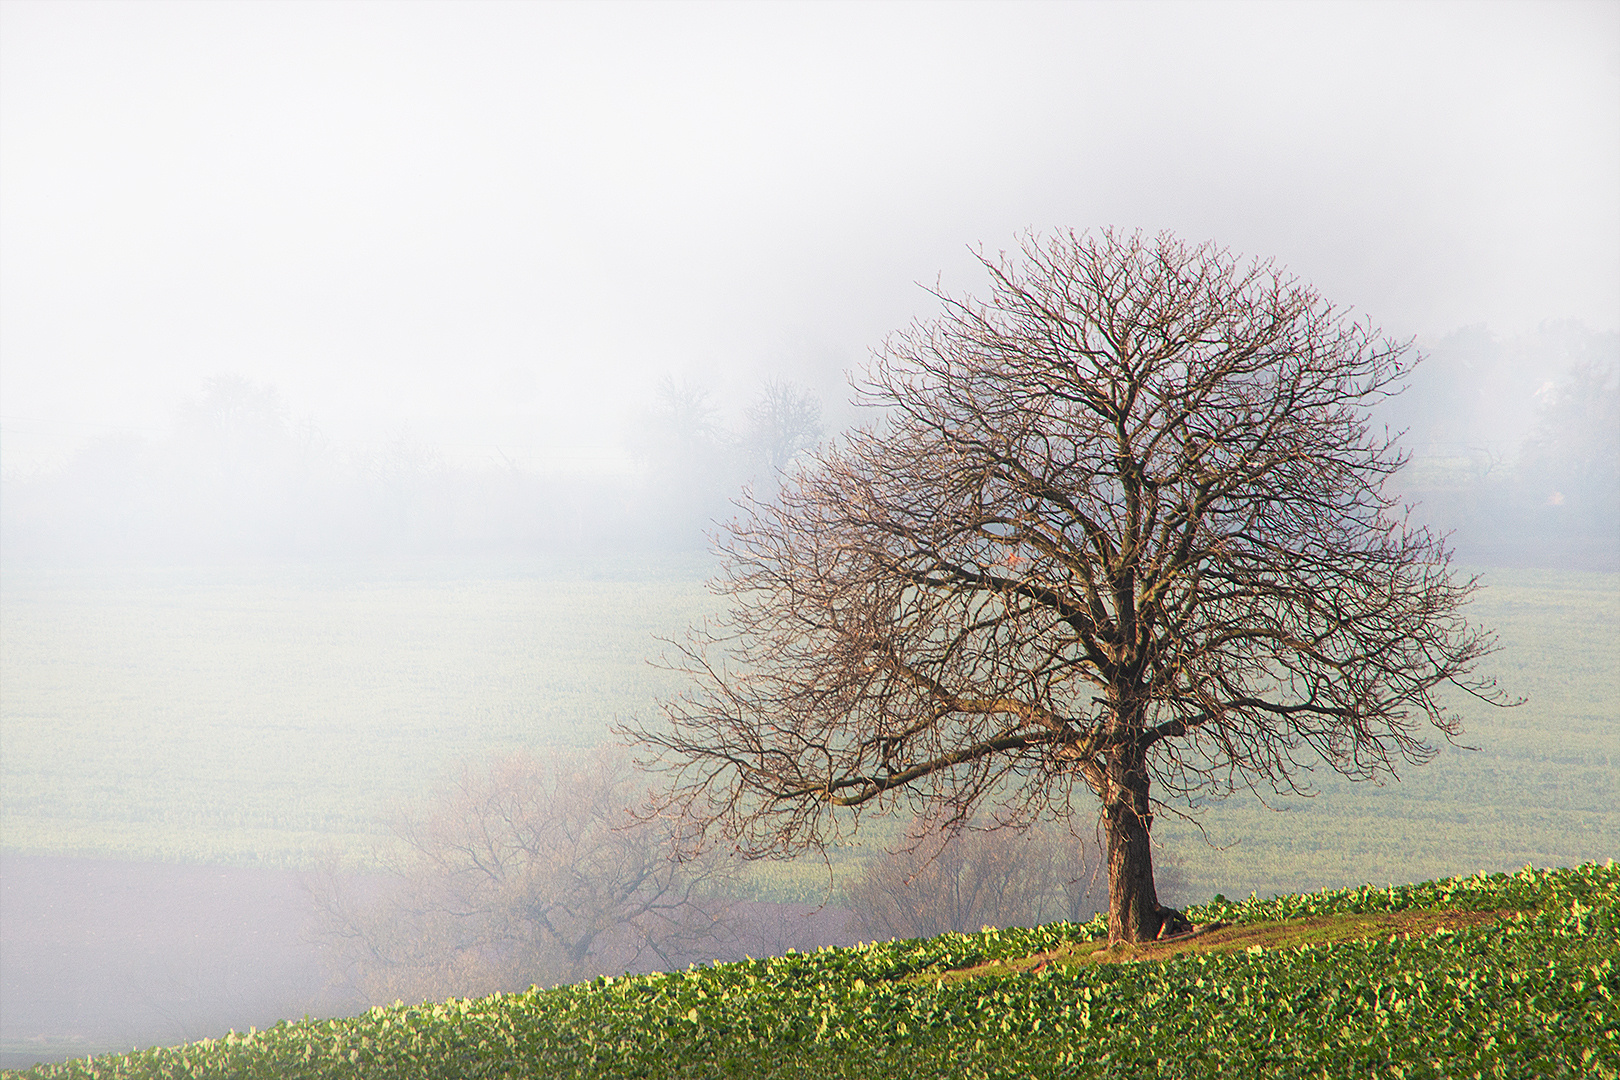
(1104, 740, 1164, 944)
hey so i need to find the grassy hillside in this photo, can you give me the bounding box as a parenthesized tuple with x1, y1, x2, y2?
(7, 863, 1616, 1079)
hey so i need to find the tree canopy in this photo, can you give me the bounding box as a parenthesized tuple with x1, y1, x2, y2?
(625, 229, 1508, 943)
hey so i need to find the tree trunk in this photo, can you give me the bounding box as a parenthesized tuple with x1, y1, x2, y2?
(1103, 742, 1164, 944)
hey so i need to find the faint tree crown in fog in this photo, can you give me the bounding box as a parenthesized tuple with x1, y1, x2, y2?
(745, 379, 824, 476)
(309, 749, 739, 1004)
(629, 376, 825, 549)
(626, 228, 1515, 946)
(633, 378, 732, 469)
(1520, 358, 1619, 512)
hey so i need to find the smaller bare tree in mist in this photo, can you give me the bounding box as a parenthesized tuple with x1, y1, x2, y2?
(309, 750, 738, 1005)
(745, 379, 824, 477)
(629, 377, 742, 548)
(845, 819, 1168, 942)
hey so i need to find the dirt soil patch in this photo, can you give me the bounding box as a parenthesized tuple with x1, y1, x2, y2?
(933, 909, 1518, 984)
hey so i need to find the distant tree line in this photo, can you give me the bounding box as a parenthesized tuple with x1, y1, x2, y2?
(0, 374, 823, 563)
(4, 327, 1610, 570)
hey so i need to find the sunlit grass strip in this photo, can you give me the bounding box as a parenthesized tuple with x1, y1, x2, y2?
(11, 863, 1617, 1080)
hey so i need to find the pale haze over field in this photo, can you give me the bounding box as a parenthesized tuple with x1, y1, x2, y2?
(3, 0, 1617, 477)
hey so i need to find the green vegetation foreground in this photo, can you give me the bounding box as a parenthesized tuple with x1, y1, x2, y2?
(11, 863, 1617, 1080)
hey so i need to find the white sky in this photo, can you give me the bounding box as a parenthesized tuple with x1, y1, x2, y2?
(2, 0, 1616, 473)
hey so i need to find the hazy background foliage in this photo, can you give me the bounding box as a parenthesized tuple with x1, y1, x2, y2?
(1386, 323, 1618, 571)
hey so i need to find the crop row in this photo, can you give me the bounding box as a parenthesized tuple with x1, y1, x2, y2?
(12, 863, 1616, 1080)
(1183, 857, 1620, 924)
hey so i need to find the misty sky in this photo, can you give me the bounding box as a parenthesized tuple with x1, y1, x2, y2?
(2, 0, 1616, 476)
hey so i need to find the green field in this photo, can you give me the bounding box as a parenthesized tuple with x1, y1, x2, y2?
(0, 556, 715, 869)
(1, 557, 1615, 903)
(6, 863, 1616, 1079)
(1151, 566, 1620, 902)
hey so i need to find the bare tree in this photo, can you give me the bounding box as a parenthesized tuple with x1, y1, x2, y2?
(623, 229, 1511, 944)
(845, 819, 1114, 942)
(630, 376, 743, 548)
(309, 749, 737, 1004)
(633, 377, 732, 467)
(746, 379, 824, 476)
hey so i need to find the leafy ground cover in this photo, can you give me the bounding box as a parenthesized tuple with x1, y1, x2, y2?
(10, 863, 1615, 1079)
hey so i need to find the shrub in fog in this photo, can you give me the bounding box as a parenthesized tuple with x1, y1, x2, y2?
(310, 749, 737, 1004)
(844, 816, 1180, 942)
